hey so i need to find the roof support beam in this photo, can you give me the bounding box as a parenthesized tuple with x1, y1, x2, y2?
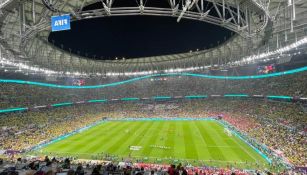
(177, 0, 191, 22)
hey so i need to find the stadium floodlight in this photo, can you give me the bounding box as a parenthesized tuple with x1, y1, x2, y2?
(253, 95, 264, 97)
(232, 37, 307, 66)
(34, 105, 47, 109)
(1, 36, 307, 77)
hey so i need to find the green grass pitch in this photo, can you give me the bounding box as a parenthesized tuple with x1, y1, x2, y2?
(35, 120, 269, 169)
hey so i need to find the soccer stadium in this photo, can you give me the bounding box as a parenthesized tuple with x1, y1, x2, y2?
(0, 0, 306, 174)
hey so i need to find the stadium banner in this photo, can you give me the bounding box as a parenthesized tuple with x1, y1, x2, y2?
(51, 14, 71, 32)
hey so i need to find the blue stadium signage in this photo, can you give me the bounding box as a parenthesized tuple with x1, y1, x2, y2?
(51, 14, 71, 32)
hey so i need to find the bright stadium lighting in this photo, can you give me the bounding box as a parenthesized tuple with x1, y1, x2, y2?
(231, 37, 307, 66)
(0, 36, 307, 77)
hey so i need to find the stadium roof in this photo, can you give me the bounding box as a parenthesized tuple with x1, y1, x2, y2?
(0, 0, 307, 76)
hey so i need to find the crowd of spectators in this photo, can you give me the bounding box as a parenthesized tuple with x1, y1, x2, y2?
(0, 105, 105, 151)
(0, 156, 291, 175)
(0, 99, 306, 168)
(0, 69, 306, 173)
(0, 71, 306, 109)
(193, 100, 306, 167)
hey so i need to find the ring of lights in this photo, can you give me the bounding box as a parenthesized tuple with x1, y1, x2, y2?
(0, 0, 307, 77)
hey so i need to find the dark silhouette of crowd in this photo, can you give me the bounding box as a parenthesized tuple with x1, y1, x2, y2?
(0, 156, 293, 175)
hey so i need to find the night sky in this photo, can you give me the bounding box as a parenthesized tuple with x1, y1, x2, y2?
(48, 2, 233, 60)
